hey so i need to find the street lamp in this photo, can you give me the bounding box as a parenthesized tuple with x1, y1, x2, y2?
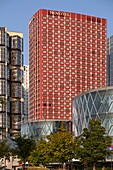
(110, 153, 112, 170)
(108, 146, 113, 170)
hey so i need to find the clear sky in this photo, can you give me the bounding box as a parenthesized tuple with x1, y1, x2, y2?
(0, 0, 113, 65)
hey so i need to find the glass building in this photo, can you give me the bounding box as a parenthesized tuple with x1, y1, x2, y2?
(0, 27, 24, 139)
(21, 120, 71, 139)
(107, 35, 113, 86)
(72, 87, 113, 137)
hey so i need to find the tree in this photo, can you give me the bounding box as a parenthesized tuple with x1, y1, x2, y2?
(47, 124, 74, 169)
(0, 139, 10, 159)
(0, 139, 11, 168)
(29, 123, 74, 170)
(11, 135, 36, 170)
(74, 119, 112, 170)
(29, 137, 51, 166)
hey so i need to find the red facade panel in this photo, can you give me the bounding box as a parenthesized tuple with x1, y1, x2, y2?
(29, 9, 107, 121)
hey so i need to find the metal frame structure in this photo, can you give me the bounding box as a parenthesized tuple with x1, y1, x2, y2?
(21, 119, 71, 139)
(73, 86, 113, 137)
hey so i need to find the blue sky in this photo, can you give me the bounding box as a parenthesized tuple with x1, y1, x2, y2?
(0, 0, 113, 65)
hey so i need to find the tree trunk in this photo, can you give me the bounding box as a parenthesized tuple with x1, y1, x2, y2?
(22, 161, 26, 170)
(68, 162, 69, 170)
(63, 162, 66, 170)
(84, 164, 88, 170)
(102, 166, 105, 170)
(93, 163, 96, 170)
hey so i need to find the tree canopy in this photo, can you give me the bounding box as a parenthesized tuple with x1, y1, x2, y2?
(47, 124, 74, 165)
(11, 135, 36, 169)
(29, 137, 51, 166)
(0, 139, 10, 160)
(29, 121, 112, 170)
(29, 123, 74, 169)
(74, 119, 112, 170)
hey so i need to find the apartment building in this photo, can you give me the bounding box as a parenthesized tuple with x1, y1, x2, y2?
(0, 27, 24, 139)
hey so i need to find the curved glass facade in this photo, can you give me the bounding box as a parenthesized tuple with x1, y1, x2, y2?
(21, 120, 71, 139)
(72, 87, 113, 137)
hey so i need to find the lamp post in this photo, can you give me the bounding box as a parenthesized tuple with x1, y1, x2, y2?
(111, 151, 113, 170)
(111, 153, 112, 170)
(108, 146, 113, 170)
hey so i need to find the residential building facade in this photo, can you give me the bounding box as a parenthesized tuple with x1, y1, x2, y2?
(0, 27, 23, 139)
(107, 35, 113, 86)
(23, 65, 29, 122)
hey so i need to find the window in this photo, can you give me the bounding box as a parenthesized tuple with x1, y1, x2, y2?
(97, 18, 101, 23)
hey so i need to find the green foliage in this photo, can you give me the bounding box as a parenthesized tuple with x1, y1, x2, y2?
(0, 139, 10, 159)
(74, 119, 112, 168)
(46, 123, 74, 164)
(29, 123, 74, 166)
(29, 137, 51, 165)
(29, 120, 111, 169)
(11, 135, 36, 164)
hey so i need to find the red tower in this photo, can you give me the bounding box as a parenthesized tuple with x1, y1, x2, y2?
(29, 9, 106, 121)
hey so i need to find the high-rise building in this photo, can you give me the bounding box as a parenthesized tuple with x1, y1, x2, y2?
(0, 27, 23, 139)
(107, 35, 113, 86)
(29, 9, 106, 123)
(23, 65, 29, 122)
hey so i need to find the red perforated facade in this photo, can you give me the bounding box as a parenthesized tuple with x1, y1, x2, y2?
(29, 9, 106, 121)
